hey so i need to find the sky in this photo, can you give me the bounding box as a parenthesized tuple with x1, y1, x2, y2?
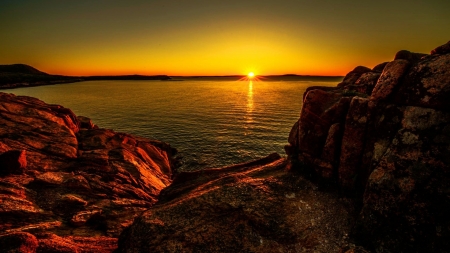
(0, 0, 449, 76)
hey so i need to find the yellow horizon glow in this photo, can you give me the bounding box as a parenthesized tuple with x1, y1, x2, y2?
(1, 1, 447, 77)
(248, 72, 255, 78)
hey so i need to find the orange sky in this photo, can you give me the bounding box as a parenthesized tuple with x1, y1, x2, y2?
(1, 0, 449, 76)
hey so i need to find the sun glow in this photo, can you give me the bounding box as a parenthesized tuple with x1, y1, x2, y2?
(248, 72, 255, 78)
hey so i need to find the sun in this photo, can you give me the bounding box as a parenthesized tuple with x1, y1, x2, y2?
(248, 72, 255, 78)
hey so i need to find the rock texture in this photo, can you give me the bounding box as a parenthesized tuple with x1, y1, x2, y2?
(117, 154, 358, 253)
(0, 93, 176, 252)
(286, 40, 450, 252)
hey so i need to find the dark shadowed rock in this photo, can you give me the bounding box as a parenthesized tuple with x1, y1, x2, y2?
(371, 59, 410, 102)
(394, 50, 427, 62)
(431, 40, 450, 55)
(117, 154, 358, 252)
(393, 53, 450, 110)
(357, 107, 450, 252)
(0, 150, 27, 176)
(338, 97, 369, 192)
(297, 89, 343, 157)
(77, 116, 96, 130)
(338, 66, 372, 88)
(0, 232, 38, 253)
(347, 72, 381, 95)
(372, 62, 388, 73)
(286, 41, 450, 252)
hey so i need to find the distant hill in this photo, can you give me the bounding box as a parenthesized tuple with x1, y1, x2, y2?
(0, 64, 48, 75)
(0, 64, 171, 89)
(0, 64, 80, 89)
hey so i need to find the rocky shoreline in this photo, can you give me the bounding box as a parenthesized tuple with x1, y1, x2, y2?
(0, 40, 449, 252)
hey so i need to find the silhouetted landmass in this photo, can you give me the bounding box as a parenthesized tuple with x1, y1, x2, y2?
(0, 64, 171, 89)
(85, 75, 171, 81)
(0, 64, 82, 89)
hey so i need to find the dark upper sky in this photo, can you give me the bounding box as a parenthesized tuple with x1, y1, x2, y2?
(1, 0, 449, 75)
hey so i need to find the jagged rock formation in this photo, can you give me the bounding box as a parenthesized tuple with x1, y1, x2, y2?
(286, 40, 450, 252)
(0, 93, 176, 252)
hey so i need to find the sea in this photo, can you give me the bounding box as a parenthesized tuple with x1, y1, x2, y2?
(3, 77, 340, 171)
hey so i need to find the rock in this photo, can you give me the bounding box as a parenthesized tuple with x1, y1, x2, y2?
(393, 53, 450, 110)
(337, 66, 372, 87)
(345, 72, 381, 96)
(338, 97, 369, 192)
(321, 123, 343, 169)
(287, 120, 299, 148)
(431, 40, 450, 55)
(37, 234, 78, 253)
(371, 59, 410, 102)
(117, 154, 358, 252)
(297, 89, 343, 157)
(77, 116, 96, 130)
(286, 41, 450, 252)
(372, 62, 388, 73)
(70, 210, 103, 227)
(0, 92, 176, 251)
(60, 194, 88, 206)
(0, 150, 27, 176)
(0, 232, 39, 253)
(394, 50, 427, 62)
(357, 106, 450, 252)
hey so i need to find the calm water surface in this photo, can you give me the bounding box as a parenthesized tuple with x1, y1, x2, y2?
(4, 79, 337, 170)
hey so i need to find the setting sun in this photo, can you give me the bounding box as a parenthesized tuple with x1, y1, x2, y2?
(248, 72, 255, 78)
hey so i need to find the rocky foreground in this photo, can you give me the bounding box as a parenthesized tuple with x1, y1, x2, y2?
(0, 93, 176, 252)
(0, 40, 449, 252)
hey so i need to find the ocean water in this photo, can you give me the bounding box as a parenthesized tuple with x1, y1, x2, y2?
(3, 78, 338, 171)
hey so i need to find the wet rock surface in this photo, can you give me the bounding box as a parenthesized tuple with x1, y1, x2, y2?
(287, 41, 450, 252)
(0, 93, 175, 252)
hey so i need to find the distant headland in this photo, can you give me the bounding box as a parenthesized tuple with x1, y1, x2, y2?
(0, 64, 171, 89)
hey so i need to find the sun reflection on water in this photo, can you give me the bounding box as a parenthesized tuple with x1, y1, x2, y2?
(247, 80, 253, 112)
(244, 81, 254, 133)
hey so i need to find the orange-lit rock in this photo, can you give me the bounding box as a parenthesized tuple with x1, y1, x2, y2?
(371, 59, 410, 102)
(117, 154, 358, 252)
(0, 92, 176, 252)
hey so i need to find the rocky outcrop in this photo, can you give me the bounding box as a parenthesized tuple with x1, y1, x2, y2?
(0, 93, 176, 252)
(117, 154, 359, 252)
(286, 40, 450, 252)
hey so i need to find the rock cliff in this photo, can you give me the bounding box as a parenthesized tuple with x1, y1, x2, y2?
(286, 40, 450, 252)
(0, 92, 176, 252)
